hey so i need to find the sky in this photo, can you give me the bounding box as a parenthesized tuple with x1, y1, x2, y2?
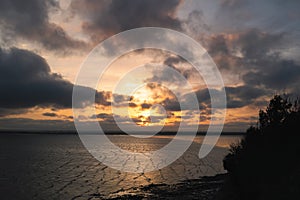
(0, 0, 300, 132)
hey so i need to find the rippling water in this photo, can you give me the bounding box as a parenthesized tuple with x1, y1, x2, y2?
(0, 134, 241, 199)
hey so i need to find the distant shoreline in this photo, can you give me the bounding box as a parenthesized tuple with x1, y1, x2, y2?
(0, 130, 244, 136)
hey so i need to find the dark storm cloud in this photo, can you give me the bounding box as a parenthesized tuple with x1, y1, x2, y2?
(0, 0, 86, 52)
(0, 47, 110, 114)
(243, 59, 300, 91)
(206, 0, 300, 94)
(70, 0, 183, 41)
(225, 86, 268, 108)
(182, 85, 268, 110)
(234, 29, 284, 60)
(206, 29, 283, 70)
(233, 30, 300, 92)
(206, 34, 229, 56)
(226, 86, 266, 101)
(205, 29, 300, 94)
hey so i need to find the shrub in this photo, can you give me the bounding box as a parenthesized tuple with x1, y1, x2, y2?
(222, 95, 300, 200)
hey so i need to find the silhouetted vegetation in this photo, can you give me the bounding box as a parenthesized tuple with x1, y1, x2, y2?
(221, 95, 300, 200)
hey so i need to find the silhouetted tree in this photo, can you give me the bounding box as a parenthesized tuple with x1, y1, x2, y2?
(259, 95, 292, 129)
(222, 95, 300, 200)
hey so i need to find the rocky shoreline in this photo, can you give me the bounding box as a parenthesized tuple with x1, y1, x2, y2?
(106, 174, 228, 200)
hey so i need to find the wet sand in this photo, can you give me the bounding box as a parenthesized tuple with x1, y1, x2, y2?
(0, 134, 239, 199)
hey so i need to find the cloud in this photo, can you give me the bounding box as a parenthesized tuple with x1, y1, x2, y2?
(90, 112, 144, 131)
(225, 85, 268, 108)
(70, 0, 183, 41)
(216, 0, 300, 33)
(0, 118, 75, 131)
(0, 108, 27, 117)
(0, 0, 86, 52)
(182, 9, 211, 40)
(231, 30, 300, 92)
(0, 47, 110, 115)
(206, 29, 283, 69)
(181, 84, 268, 110)
(206, 34, 230, 56)
(144, 56, 198, 93)
(243, 59, 300, 91)
(234, 29, 283, 60)
(205, 29, 300, 94)
(112, 94, 131, 103)
(163, 56, 197, 79)
(160, 98, 181, 111)
(131, 28, 300, 122)
(141, 103, 152, 109)
(138, 28, 299, 113)
(42, 112, 58, 117)
(91, 113, 115, 122)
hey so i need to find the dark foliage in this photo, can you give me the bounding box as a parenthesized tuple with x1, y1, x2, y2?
(222, 95, 300, 200)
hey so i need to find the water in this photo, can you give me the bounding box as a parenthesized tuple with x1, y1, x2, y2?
(0, 134, 241, 199)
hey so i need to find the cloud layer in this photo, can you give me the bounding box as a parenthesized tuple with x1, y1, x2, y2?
(0, 0, 299, 132)
(0, 47, 110, 116)
(0, 0, 86, 52)
(70, 0, 183, 42)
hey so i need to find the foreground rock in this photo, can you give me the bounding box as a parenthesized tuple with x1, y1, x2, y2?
(104, 174, 227, 200)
